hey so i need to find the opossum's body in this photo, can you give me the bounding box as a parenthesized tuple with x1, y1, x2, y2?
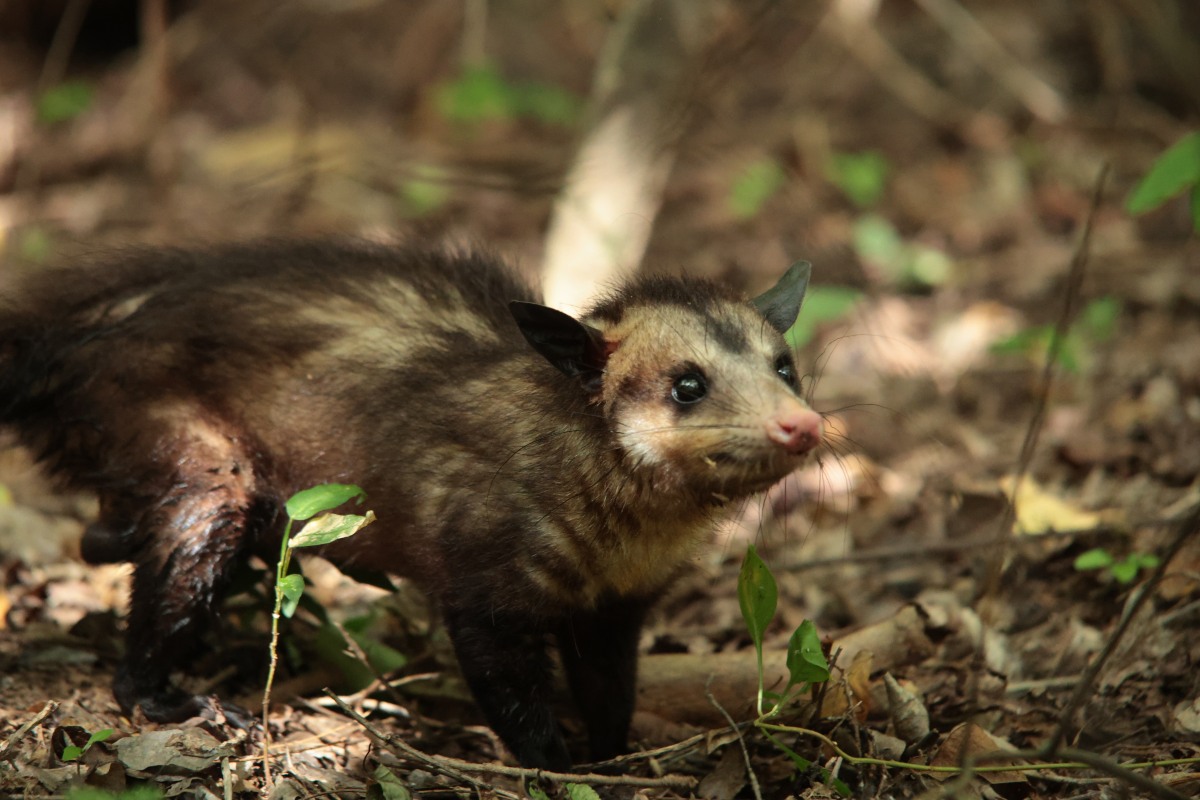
(0, 240, 820, 769)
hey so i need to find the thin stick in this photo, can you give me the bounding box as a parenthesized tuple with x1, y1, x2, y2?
(707, 681, 763, 800)
(981, 163, 1111, 603)
(327, 691, 699, 791)
(0, 702, 57, 760)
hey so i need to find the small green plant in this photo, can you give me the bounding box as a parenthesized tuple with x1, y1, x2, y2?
(738, 546, 845, 792)
(991, 296, 1121, 373)
(272, 484, 375, 620)
(528, 781, 602, 800)
(399, 165, 451, 217)
(1126, 132, 1200, 233)
(729, 157, 787, 220)
(313, 609, 408, 693)
(262, 484, 376, 780)
(370, 763, 414, 800)
(735, 554, 1200, 787)
(1074, 547, 1160, 585)
(61, 728, 113, 762)
(852, 214, 953, 289)
(822, 149, 952, 288)
(18, 226, 54, 264)
(785, 285, 861, 349)
(826, 150, 889, 209)
(37, 81, 94, 124)
(65, 788, 162, 800)
(435, 64, 580, 126)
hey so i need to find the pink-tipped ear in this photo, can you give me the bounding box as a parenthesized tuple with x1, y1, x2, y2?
(510, 301, 608, 392)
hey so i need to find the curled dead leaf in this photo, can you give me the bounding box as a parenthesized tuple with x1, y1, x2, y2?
(930, 723, 1027, 785)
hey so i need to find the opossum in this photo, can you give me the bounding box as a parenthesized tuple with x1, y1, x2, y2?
(0, 240, 821, 770)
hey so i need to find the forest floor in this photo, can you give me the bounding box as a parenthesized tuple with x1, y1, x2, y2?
(0, 2, 1198, 798)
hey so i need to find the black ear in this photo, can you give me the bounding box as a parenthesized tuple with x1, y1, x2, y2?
(751, 261, 811, 334)
(510, 301, 608, 392)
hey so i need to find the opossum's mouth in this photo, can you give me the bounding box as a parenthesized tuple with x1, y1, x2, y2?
(702, 450, 804, 496)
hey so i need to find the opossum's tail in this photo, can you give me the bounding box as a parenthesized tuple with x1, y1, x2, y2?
(0, 313, 62, 427)
(0, 306, 90, 469)
(0, 251, 177, 432)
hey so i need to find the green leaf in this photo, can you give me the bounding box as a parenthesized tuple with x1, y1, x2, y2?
(355, 632, 408, 675)
(908, 245, 953, 287)
(566, 784, 602, 800)
(729, 158, 787, 220)
(369, 764, 412, 800)
(84, 729, 113, 747)
(738, 545, 777, 648)
(829, 774, 853, 796)
(1132, 552, 1160, 570)
(1055, 332, 1082, 374)
(1081, 297, 1121, 341)
(290, 510, 376, 548)
(1110, 558, 1139, 584)
(18, 227, 54, 263)
(1073, 548, 1114, 571)
(991, 327, 1042, 356)
(992, 326, 1082, 373)
(786, 620, 830, 686)
(286, 484, 366, 521)
(852, 214, 904, 268)
(526, 782, 553, 800)
(60, 728, 113, 762)
(785, 285, 861, 348)
(313, 618, 408, 691)
(512, 82, 581, 125)
(827, 150, 889, 208)
(1126, 132, 1200, 215)
(66, 787, 163, 800)
(400, 166, 450, 217)
(37, 81, 94, 124)
(768, 733, 812, 772)
(1192, 183, 1200, 234)
(278, 573, 306, 618)
(435, 64, 580, 126)
(437, 65, 512, 123)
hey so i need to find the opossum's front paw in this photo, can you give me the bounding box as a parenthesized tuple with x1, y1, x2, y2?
(508, 725, 573, 773)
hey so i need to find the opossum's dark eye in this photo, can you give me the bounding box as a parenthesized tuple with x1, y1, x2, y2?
(775, 355, 798, 389)
(671, 373, 708, 405)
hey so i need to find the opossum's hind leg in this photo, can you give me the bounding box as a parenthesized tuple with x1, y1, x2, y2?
(111, 422, 267, 726)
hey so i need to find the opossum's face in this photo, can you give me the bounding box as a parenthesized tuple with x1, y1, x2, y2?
(511, 263, 822, 502)
(598, 296, 821, 499)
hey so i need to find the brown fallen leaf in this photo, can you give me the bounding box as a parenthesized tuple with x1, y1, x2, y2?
(930, 723, 1027, 785)
(697, 744, 747, 800)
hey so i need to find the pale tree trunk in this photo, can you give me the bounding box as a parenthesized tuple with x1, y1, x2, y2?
(541, 0, 718, 314)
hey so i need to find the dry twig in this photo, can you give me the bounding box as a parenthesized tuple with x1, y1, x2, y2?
(327, 691, 699, 792)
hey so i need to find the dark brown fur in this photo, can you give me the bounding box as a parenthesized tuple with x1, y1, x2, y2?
(0, 240, 820, 769)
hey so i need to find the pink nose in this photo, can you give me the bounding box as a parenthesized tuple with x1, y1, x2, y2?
(766, 407, 823, 454)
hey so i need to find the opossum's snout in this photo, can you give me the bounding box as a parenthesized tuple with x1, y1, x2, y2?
(766, 403, 822, 455)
